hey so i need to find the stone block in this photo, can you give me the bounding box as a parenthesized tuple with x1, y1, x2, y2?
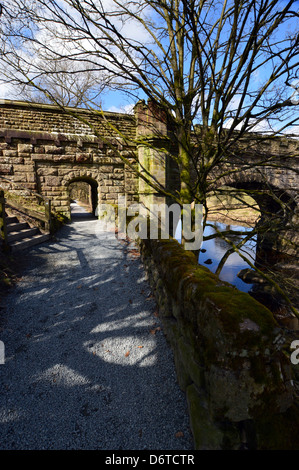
(1, 156, 23, 164)
(44, 176, 61, 187)
(31, 154, 51, 161)
(37, 168, 58, 176)
(107, 188, 123, 196)
(100, 187, 109, 193)
(3, 149, 18, 158)
(33, 146, 45, 154)
(93, 156, 110, 163)
(112, 173, 125, 180)
(186, 384, 224, 450)
(26, 174, 36, 183)
(15, 155, 28, 162)
(58, 168, 76, 177)
(76, 153, 92, 163)
(113, 180, 124, 186)
(177, 336, 204, 390)
(44, 145, 62, 154)
(100, 165, 114, 173)
(59, 205, 69, 212)
(0, 163, 13, 174)
(13, 164, 35, 172)
(64, 146, 77, 154)
(43, 190, 63, 196)
(53, 155, 75, 162)
(12, 174, 27, 182)
(18, 144, 33, 153)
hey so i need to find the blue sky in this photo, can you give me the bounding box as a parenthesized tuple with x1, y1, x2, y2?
(0, 0, 298, 135)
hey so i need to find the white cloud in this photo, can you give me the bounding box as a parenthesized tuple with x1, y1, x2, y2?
(283, 125, 299, 138)
(107, 103, 134, 114)
(227, 95, 242, 112)
(0, 82, 21, 100)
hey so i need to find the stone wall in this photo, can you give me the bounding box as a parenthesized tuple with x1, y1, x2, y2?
(0, 99, 298, 227)
(0, 100, 139, 218)
(0, 100, 136, 138)
(139, 236, 299, 449)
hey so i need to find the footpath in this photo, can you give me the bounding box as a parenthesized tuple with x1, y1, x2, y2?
(0, 203, 193, 450)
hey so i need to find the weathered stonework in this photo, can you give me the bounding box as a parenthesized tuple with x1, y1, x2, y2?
(1, 100, 298, 449)
(139, 236, 299, 449)
(0, 100, 139, 218)
(0, 99, 298, 225)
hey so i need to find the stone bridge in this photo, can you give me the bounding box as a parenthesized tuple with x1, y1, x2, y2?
(0, 99, 298, 253)
(0, 100, 140, 218)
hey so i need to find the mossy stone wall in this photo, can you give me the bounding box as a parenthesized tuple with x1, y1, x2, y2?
(139, 236, 298, 449)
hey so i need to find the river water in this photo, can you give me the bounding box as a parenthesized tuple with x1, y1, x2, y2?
(175, 218, 299, 329)
(175, 219, 256, 293)
(198, 221, 256, 293)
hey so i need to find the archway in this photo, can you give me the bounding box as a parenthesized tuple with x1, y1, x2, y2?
(223, 182, 297, 257)
(196, 181, 298, 316)
(206, 184, 261, 226)
(67, 177, 99, 218)
(209, 179, 297, 254)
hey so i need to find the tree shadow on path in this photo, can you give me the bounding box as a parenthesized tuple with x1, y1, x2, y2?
(0, 212, 194, 450)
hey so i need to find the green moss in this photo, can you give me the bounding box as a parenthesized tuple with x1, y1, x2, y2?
(204, 290, 276, 337)
(51, 211, 69, 232)
(177, 336, 205, 389)
(186, 384, 224, 450)
(184, 271, 228, 301)
(143, 237, 277, 342)
(200, 334, 219, 364)
(150, 240, 198, 295)
(5, 192, 44, 214)
(54, 212, 68, 223)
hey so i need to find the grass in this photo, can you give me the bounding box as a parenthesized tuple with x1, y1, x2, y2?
(206, 193, 260, 226)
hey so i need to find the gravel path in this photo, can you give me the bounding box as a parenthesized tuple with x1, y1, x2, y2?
(0, 203, 193, 450)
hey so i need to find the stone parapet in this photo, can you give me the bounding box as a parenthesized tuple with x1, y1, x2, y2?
(139, 236, 299, 449)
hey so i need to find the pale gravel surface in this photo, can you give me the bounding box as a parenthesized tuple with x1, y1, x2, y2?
(0, 203, 193, 450)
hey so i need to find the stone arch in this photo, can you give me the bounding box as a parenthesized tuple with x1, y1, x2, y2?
(219, 180, 296, 221)
(213, 175, 298, 256)
(62, 173, 103, 219)
(213, 165, 297, 217)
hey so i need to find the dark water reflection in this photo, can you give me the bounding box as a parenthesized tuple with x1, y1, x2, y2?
(175, 220, 256, 293)
(175, 220, 299, 328)
(198, 221, 257, 293)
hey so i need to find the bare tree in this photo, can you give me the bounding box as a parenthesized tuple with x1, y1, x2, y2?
(17, 57, 106, 108)
(0, 0, 298, 313)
